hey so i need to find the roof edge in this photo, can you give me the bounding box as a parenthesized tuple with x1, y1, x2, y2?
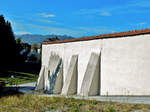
(43, 28, 150, 45)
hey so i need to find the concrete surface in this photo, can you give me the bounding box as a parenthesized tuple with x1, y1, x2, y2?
(41, 54, 63, 94)
(80, 53, 100, 96)
(101, 35, 150, 95)
(41, 34, 150, 96)
(35, 66, 45, 90)
(12, 82, 150, 104)
(35, 54, 63, 94)
(48, 54, 63, 94)
(61, 55, 78, 95)
(17, 82, 36, 87)
(16, 82, 36, 94)
(42, 40, 102, 94)
(73, 96, 150, 104)
(53, 63, 63, 94)
(43, 94, 150, 104)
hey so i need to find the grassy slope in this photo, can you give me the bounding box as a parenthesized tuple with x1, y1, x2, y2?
(0, 94, 150, 112)
(0, 71, 38, 86)
(0, 63, 40, 85)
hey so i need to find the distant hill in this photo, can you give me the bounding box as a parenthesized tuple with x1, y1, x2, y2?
(15, 34, 74, 45)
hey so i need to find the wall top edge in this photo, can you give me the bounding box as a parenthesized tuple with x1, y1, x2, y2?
(43, 28, 150, 45)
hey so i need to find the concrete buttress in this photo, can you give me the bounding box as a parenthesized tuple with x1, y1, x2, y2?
(80, 53, 100, 96)
(35, 66, 45, 90)
(61, 55, 78, 95)
(46, 54, 63, 94)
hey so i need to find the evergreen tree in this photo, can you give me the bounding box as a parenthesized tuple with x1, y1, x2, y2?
(0, 15, 16, 69)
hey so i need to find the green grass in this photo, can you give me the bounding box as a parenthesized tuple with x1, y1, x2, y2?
(0, 71, 38, 86)
(0, 94, 150, 112)
(0, 63, 40, 86)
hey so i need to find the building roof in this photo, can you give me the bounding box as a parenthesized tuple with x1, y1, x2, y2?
(43, 28, 150, 45)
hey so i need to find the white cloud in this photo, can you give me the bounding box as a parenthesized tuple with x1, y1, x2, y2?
(77, 9, 111, 17)
(76, 0, 150, 17)
(15, 31, 31, 35)
(11, 21, 25, 31)
(38, 19, 63, 25)
(43, 14, 56, 18)
(39, 13, 56, 18)
(26, 24, 83, 36)
(25, 23, 116, 37)
(99, 12, 111, 16)
(128, 0, 150, 8)
(77, 9, 100, 15)
(8, 21, 30, 35)
(38, 19, 54, 23)
(78, 27, 115, 34)
(131, 22, 147, 26)
(137, 22, 147, 25)
(11, 21, 115, 37)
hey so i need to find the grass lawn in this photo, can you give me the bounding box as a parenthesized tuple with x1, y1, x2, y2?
(0, 94, 150, 112)
(0, 71, 38, 86)
(0, 63, 40, 86)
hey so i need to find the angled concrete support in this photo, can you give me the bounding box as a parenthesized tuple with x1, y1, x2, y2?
(47, 54, 63, 94)
(62, 55, 78, 95)
(35, 66, 45, 91)
(44, 67, 49, 91)
(53, 64, 63, 94)
(80, 53, 100, 96)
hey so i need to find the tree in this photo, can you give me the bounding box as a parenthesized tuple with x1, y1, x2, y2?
(16, 37, 22, 44)
(0, 15, 16, 69)
(16, 38, 23, 54)
(44, 36, 60, 42)
(31, 43, 37, 52)
(15, 38, 31, 64)
(28, 54, 38, 63)
(21, 42, 31, 63)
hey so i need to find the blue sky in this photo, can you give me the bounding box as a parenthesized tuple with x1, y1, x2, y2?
(0, 0, 150, 37)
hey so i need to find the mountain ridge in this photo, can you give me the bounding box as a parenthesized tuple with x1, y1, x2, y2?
(15, 34, 74, 45)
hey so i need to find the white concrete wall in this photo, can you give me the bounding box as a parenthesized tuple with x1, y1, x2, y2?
(101, 34, 150, 95)
(42, 34, 150, 95)
(42, 40, 102, 94)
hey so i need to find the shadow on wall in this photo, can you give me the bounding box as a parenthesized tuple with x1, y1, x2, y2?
(49, 59, 62, 94)
(43, 53, 63, 94)
(35, 52, 101, 96)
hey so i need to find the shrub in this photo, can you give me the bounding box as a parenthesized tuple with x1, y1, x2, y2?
(0, 81, 5, 93)
(104, 106, 116, 112)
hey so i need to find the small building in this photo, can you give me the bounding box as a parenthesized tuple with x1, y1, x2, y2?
(37, 43, 42, 54)
(36, 29, 150, 96)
